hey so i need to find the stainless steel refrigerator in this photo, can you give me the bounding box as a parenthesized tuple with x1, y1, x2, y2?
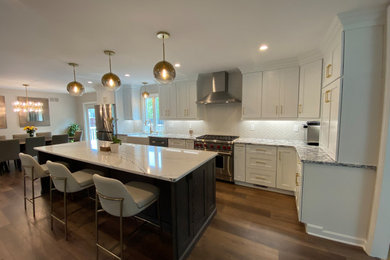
(94, 104, 117, 141)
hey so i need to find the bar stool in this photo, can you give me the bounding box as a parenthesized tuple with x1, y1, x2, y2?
(93, 174, 160, 260)
(19, 153, 50, 218)
(46, 161, 103, 240)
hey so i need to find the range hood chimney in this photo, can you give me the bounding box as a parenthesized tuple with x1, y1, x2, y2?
(196, 71, 241, 104)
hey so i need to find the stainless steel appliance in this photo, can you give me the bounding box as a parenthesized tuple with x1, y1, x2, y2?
(149, 137, 168, 147)
(95, 104, 117, 141)
(194, 135, 239, 182)
(303, 121, 320, 145)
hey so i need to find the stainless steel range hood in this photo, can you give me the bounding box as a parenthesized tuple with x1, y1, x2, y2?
(196, 71, 241, 104)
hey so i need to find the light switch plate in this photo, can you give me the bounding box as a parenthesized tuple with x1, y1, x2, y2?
(293, 124, 299, 132)
(250, 123, 255, 131)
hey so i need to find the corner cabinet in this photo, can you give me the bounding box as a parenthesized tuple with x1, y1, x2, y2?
(261, 67, 299, 119)
(319, 79, 340, 160)
(298, 60, 322, 118)
(242, 72, 262, 119)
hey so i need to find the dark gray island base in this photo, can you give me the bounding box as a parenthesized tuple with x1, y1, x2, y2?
(38, 151, 216, 260)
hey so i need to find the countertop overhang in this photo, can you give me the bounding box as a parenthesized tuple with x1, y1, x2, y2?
(35, 141, 217, 182)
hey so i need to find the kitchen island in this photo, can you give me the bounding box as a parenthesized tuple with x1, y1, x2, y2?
(35, 141, 217, 260)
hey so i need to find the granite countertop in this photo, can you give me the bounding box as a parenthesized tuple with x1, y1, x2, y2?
(120, 133, 198, 140)
(35, 141, 217, 182)
(234, 138, 376, 169)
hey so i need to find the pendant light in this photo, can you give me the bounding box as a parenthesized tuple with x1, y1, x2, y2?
(101, 50, 121, 90)
(141, 82, 149, 98)
(13, 84, 43, 112)
(67, 63, 85, 96)
(153, 31, 176, 84)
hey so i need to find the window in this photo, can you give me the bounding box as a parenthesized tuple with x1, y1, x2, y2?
(143, 94, 163, 133)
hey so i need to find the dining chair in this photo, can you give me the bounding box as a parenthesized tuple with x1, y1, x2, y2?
(36, 132, 52, 141)
(93, 174, 160, 260)
(0, 139, 20, 173)
(19, 153, 50, 218)
(73, 131, 83, 142)
(0, 135, 6, 140)
(13, 134, 29, 143)
(25, 137, 46, 157)
(52, 134, 69, 145)
(46, 161, 103, 240)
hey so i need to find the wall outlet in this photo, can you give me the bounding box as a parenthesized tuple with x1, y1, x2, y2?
(250, 123, 255, 131)
(293, 124, 299, 132)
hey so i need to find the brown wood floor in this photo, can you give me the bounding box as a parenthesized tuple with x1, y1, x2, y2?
(0, 166, 377, 260)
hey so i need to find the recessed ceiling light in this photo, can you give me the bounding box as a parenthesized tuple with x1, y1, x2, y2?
(87, 81, 93, 84)
(124, 74, 130, 77)
(174, 63, 181, 68)
(259, 44, 268, 51)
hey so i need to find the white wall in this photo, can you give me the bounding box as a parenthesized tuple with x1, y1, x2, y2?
(0, 88, 78, 139)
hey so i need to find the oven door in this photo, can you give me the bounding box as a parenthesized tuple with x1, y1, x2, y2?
(215, 151, 233, 182)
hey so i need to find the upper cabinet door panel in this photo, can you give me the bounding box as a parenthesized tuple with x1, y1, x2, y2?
(261, 70, 280, 118)
(176, 83, 188, 118)
(298, 60, 322, 118)
(279, 67, 299, 118)
(242, 72, 262, 119)
(188, 81, 198, 119)
(323, 31, 344, 87)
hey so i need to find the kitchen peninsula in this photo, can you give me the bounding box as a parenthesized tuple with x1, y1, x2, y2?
(35, 141, 217, 260)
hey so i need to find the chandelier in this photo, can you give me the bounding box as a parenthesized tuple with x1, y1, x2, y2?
(13, 84, 43, 112)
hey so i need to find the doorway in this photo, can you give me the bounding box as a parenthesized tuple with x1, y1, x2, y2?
(84, 103, 97, 141)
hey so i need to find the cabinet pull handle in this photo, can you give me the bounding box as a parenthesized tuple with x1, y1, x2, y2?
(256, 161, 266, 164)
(276, 105, 278, 115)
(255, 149, 266, 152)
(325, 90, 331, 103)
(255, 176, 267, 180)
(296, 173, 299, 186)
(326, 64, 332, 78)
(279, 151, 281, 161)
(298, 104, 302, 114)
(280, 105, 283, 115)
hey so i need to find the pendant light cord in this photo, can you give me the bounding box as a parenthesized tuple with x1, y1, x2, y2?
(109, 53, 112, 73)
(25, 85, 28, 103)
(162, 35, 166, 61)
(73, 65, 76, 81)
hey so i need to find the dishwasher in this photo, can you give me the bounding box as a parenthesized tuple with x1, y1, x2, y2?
(149, 137, 168, 147)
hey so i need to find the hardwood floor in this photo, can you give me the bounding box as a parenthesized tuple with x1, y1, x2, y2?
(0, 166, 377, 260)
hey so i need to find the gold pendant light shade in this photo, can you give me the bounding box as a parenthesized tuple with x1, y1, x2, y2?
(153, 32, 176, 84)
(102, 50, 121, 90)
(141, 82, 150, 98)
(67, 63, 85, 96)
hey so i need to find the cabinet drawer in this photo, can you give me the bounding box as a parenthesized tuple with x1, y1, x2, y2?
(185, 140, 194, 149)
(246, 154, 276, 170)
(246, 145, 277, 156)
(168, 139, 186, 148)
(246, 167, 276, 187)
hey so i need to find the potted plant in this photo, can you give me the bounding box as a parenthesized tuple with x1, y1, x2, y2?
(110, 135, 122, 153)
(24, 126, 37, 137)
(67, 123, 80, 137)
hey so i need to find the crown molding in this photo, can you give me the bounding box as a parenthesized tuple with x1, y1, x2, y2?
(297, 49, 323, 65)
(338, 5, 386, 30)
(239, 57, 299, 74)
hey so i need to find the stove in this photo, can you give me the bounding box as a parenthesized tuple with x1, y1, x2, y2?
(194, 135, 239, 182)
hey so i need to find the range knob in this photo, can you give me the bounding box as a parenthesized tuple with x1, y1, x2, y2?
(210, 144, 214, 148)
(223, 146, 227, 150)
(217, 145, 221, 149)
(227, 146, 231, 150)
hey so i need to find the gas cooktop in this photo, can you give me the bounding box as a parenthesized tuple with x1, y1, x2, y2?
(196, 135, 239, 142)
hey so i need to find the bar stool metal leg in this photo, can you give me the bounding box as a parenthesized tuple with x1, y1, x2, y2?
(23, 169, 27, 211)
(50, 177, 53, 230)
(31, 173, 35, 218)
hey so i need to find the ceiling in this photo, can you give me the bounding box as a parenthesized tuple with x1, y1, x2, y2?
(0, 0, 388, 93)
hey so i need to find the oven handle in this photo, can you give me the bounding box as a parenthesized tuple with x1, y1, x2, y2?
(218, 151, 233, 156)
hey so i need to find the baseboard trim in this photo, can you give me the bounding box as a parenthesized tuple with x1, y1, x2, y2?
(305, 223, 367, 248)
(234, 181, 294, 196)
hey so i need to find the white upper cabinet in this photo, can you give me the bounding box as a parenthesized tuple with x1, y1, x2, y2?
(322, 32, 344, 87)
(319, 79, 340, 160)
(115, 86, 141, 120)
(298, 60, 322, 118)
(262, 67, 299, 119)
(242, 72, 262, 119)
(159, 83, 177, 120)
(176, 81, 197, 119)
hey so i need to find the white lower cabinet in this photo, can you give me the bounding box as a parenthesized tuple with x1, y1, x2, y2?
(237, 144, 297, 192)
(234, 144, 246, 182)
(276, 147, 296, 191)
(168, 139, 186, 149)
(185, 140, 194, 149)
(295, 156, 303, 221)
(245, 145, 277, 187)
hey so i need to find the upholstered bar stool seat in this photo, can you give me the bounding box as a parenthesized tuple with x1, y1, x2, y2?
(46, 161, 102, 239)
(93, 175, 160, 259)
(19, 153, 50, 218)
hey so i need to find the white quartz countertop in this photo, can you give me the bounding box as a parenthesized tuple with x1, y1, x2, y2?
(120, 133, 198, 140)
(234, 138, 376, 169)
(35, 141, 217, 182)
